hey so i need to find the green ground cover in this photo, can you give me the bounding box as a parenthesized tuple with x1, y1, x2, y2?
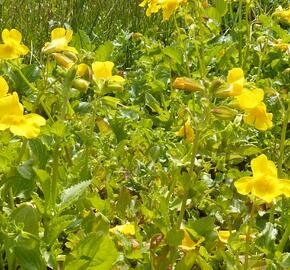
(0, 1, 289, 269)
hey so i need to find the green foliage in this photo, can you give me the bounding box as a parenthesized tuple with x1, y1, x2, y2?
(0, 0, 289, 269)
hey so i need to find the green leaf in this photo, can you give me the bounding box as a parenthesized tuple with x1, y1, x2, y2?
(94, 41, 114, 61)
(12, 64, 41, 93)
(278, 253, 290, 268)
(11, 203, 39, 236)
(29, 139, 48, 168)
(163, 46, 183, 65)
(13, 235, 46, 270)
(191, 217, 215, 236)
(166, 229, 184, 247)
(59, 180, 92, 210)
(145, 93, 162, 113)
(65, 233, 118, 270)
(72, 30, 93, 51)
(214, 0, 228, 17)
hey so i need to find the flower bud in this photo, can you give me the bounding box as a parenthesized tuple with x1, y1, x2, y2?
(52, 53, 75, 69)
(172, 77, 204, 92)
(106, 80, 124, 92)
(63, 51, 78, 62)
(72, 78, 90, 92)
(131, 32, 143, 41)
(211, 106, 237, 120)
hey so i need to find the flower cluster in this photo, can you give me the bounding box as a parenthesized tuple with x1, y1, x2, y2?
(0, 77, 45, 138)
(217, 68, 273, 131)
(234, 154, 290, 203)
(139, 0, 188, 21)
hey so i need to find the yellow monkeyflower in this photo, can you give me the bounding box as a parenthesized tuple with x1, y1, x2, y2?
(234, 154, 290, 203)
(0, 76, 9, 97)
(109, 224, 135, 236)
(226, 68, 245, 96)
(42, 28, 78, 54)
(179, 229, 205, 251)
(235, 88, 264, 110)
(140, 0, 160, 16)
(176, 118, 195, 143)
(0, 29, 29, 59)
(140, 0, 187, 21)
(273, 6, 290, 25)
(0, 78, 45, 139)
(243, 102, 273, 131)
(92, 61, 125, 82)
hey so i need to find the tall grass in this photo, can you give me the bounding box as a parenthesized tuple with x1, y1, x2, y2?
(0, 0, 159, 50)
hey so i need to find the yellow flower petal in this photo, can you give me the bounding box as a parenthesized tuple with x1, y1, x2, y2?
(43, 28, 77, 54)
(3, 113, 45, 139)
(251, 177, 281, 203)
(176, 118, 195, 143)
(236, 89, 264, 109)
(9, 29, 22, 44)
(278, 179, 290, 197)
(234, 177, 253, 195)
(92, 61, 114, 78)
(0, 29, 28, 59)
(227, 68, 244, 84)
(0, 92, 23, 117)
(51, 28, 66, 40)
(109, 224, 135, 236)
(0, 76, 9, 97)
(243, 102, 272, 131)
(111, 75, 125, 82)
(251, 154, 277, 178)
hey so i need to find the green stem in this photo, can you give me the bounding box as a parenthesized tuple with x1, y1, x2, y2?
(278, 92, 290, 177)
(278, 220, 290, 252)
(242, 2, 251, 70)
(197, 1, 206, 78)
(51, 142, 60, 212)
(244, 201, 255, 270)
(7, 139, 27, 210)
(238, 0, 243, 66)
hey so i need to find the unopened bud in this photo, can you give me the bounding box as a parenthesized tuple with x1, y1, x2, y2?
(52, 53, 75, 69)
(131, 32, 143, 41)
(172, 77, 204, 92)
(72, 78, 90, 92)
(211, 106, 237, 120)
(63, 51, 78, 62)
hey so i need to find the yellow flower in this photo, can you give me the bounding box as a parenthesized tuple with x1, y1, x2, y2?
(0, 29, 29, 59)
(92, 61, 125, 82)
(140, 0, 187, 20)
(0, 114, 46, 139)
(42, 28, 78, 54)
(234, 154, 290, 203)
(273, 7, 290, 25)
(109, 224, 135, 236)
(235, 89, 264, 110)
(179, 229, 204, 251)
(226, 68, 245, 96)
(0, 81, 45, 139)
(243, 102, 273, 131)
(175, 118, 195, 143)
(0, 76, 9, 97)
